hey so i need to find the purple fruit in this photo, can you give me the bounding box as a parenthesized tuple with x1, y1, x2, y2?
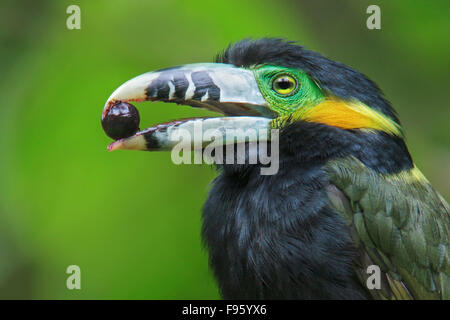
(102, 102, 140, 140)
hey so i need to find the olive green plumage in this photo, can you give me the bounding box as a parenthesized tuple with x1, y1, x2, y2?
(326, 157, 449, 299)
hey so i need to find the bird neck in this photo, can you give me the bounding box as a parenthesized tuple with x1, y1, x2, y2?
(277, 120, 413, 175)
(202, 121, 413, 299)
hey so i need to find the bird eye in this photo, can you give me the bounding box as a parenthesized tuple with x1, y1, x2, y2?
(272, 75, 297, 95)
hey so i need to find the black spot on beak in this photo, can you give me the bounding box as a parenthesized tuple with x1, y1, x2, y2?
(192, 71, 220, 101)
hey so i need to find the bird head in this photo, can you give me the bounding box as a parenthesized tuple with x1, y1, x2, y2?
(102, 38, 403, 155)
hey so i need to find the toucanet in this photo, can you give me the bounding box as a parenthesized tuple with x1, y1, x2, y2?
(101, 38, 449, 299)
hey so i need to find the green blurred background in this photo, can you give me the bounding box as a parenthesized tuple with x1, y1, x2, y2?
(0, 0, 448, 299)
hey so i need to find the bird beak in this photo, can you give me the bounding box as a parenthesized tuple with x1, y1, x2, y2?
(102, 63, 276, 151)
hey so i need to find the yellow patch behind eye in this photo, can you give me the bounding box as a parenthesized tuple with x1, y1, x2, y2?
(297, 99, 402, 136)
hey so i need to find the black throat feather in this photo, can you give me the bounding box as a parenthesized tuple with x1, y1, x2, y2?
(202, 122, 412, 299)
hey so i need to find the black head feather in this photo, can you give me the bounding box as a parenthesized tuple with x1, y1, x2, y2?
(216, 38, 399, 123)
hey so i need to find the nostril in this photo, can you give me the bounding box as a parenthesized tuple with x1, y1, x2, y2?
(101, 102, 140, 140)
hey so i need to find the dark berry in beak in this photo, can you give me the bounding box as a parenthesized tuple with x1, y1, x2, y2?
(102, 102, 140, 140)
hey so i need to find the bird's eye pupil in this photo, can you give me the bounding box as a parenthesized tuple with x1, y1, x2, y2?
(277, 78, 292, 90)
(273, 75, 297, 95)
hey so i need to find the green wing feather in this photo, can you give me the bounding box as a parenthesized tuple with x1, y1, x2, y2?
(325, 156, 449, 300)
